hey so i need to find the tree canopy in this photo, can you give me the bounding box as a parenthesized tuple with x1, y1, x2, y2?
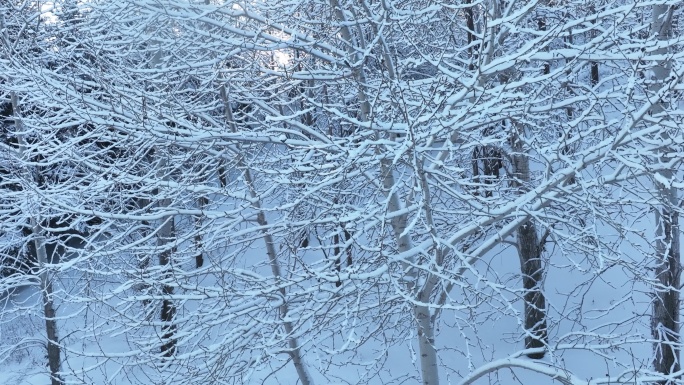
(0, 1, 683, 384)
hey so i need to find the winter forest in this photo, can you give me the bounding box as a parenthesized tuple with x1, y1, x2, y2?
(0, 0, 683, 384)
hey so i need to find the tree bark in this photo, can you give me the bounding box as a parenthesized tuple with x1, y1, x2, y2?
(465, 0, 477, 71)
(157, 212, 177, 358)
(653, 206, 680, 382)
(154, 159, 176, 358)
(650, 5, 679, 382)
(590, 62, 599, 86)
(35, 226, 63, 385)
(194, 196, 207, 268)
(415, 290, 439, 385)
(517, 220, 547, 358)
(511, 127, 547, 358)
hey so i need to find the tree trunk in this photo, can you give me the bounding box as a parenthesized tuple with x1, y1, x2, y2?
(653, 206, 680, 382)
(34, 226, 63, 385)
(333, 230, 342, 287)
(251, 175, 313, 385)
(11, 92, 63, 385)
(221, 86, 313, 385)
(157, 209, 177, 358)
(588, 6, 599, 86)
(415, 292, 439, 385)
(465, 0, 477, 71)
(517, 220, 547, 358)
(154, 159, 176, 358)
(590, 62, 599, 86)
(344, 227, 353, 268)
(511, 127, 547, 358)
(194, 196, 207, 268)
(328, 0, 440, 381)
(650, 5, 679, 382)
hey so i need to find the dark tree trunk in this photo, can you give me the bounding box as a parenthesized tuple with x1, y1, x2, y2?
(511, 126, 548, 359)
(333, 225, 353, 287)
(517, 220, 547, 359)
(194, 196, 207, 268)
(43, 283, 63, 385)
(472, 127, 502, 198)
(652, 208, 680, 383)
(650, 5, 679, 382)
(590, 62, 599, 86)
(218, 165, 227, 188)
(158, 215, 177, 358)
(334, 231, 342, 287)
(344, 227, 353, 267)
(465, 0, 477, 71)
(160, 296, 177, 357)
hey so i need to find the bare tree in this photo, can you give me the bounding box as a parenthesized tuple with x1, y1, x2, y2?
(1, 1, 684, 385)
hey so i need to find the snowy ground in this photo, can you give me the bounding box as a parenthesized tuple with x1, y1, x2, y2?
(0, 227, 657, 385)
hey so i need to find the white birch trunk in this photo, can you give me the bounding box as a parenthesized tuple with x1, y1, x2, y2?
(335, 7, 441, 382)
(221, 87, 313, 385)
(326, 1, 441, 380)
